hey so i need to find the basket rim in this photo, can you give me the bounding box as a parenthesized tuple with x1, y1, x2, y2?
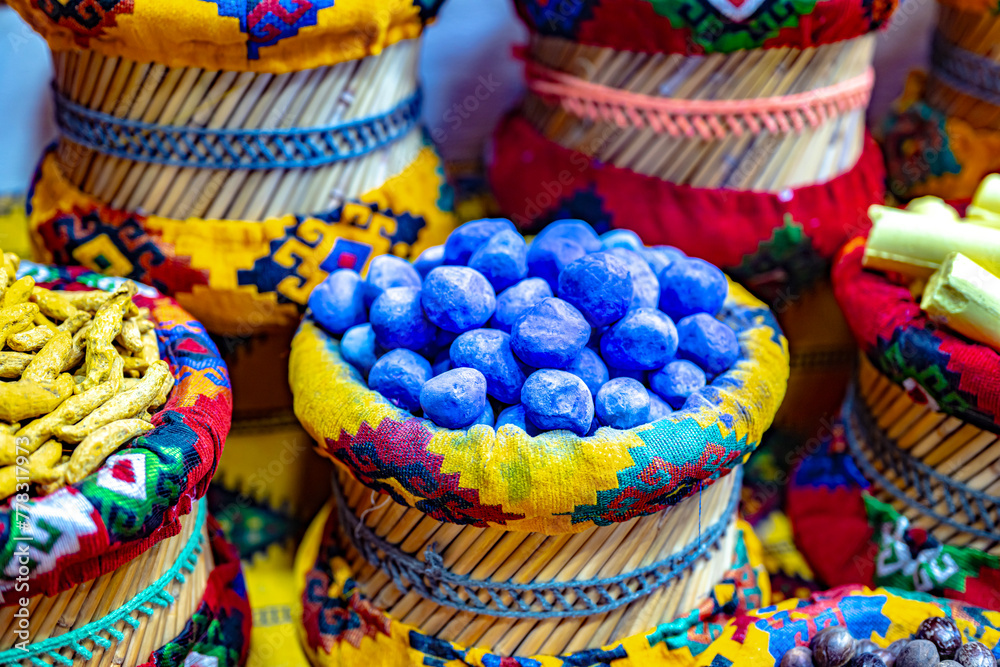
(0, 263, 232, 598)
(832, 235, 1000, 434)
(290, 278, 788, 533)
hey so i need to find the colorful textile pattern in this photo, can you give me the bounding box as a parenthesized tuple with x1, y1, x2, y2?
(514, 0, 896, 55)
(882, 71, 1000, 203)
(26, 144, 456, 336)
(488, 116, 885, 297)
(295, 501, 771, 667)
(9, 0, 440, 73)
(787, 431, 1000, 609)
(290, 281, 787, 534)
(0, 264, 232, 600)
(139, 515, 252, 667)
(832, 236, 1000, 433)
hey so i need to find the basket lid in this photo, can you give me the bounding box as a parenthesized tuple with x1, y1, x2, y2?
(832, 235, 1000, 434)
(290, 278, 788, 534)
(8, 0, 443, 73)
(0, 262, 232, 599)
(513, 0, 896, 56)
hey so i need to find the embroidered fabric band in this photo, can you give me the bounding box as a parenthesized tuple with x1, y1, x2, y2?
(526, 62, 875, 139)
(0, 501, 207, 666)
(53, 88, 423, 169)
(931, 32, 1000, 107)
(843, 386, 1000, 544)
(333, 467, 741, 619)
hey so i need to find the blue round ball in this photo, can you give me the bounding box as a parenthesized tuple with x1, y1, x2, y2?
(658, 257, 728, 320)
(491, 278, 552, 333)
(472, 400, 495, 428)
(648, 392, 673, 423)
(367, 349, 431, 412)
(510, 297, 590, 369)
(419, 368, 488, 429)
(444, 218, 516, 265)
(606, 248, 660, 310)
(535, 219, 602, 253)
(413, 245, 445, 277)
(309, 269, 366, 335)
(526, 235, 588, 292)
(642, 246, 685, 277)
(600, 229, 644, 251)
(468, 228, 528, 292)
(676, 313, 739, 376)
(450, 329, 527, 404)
(595, 378, 650, 429)
(600, 308, 678, 370)
(563, 347, 609, 396)
(341, 324, 378, 378)
(421, 266, 497, 333)
(363, 254, 422, 308)
(649, 360, 707, 409)
(495, 404, 541, 436)
(521, 370, 594, 436)
(557, 252, 633, 327)
(369, 286, 438, 351)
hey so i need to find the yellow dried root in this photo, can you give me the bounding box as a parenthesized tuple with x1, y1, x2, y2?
(31, 287, 80, 321)
(62, 322, 92, 373)
(0, 374, 75, 423)
(53, 289, 112, 313)
(67, 419, 153, 485)
(8, 326, 53, 353)
(23, 333, 73, 384)
(16, 356, 125, 453)
(0, 352, 33, 379)
(0, 440, 66, 498)
(78, 282, 137, 392)
(123, 329, 160, 374)
(57, 360, 169, 443)
(3, 276, 34, 307)
(0, 303, 39, 349)
(117, 316, 143, 354)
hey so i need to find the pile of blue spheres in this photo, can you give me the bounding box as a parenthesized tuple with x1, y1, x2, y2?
(308, 219, 740, 436)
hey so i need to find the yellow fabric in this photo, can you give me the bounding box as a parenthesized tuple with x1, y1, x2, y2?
(0, 195, 31, 260)
(8, 0, 431, 73)
(245, 543, 312, 667)
(27, 146, 456, 336)
(289, 282, 788, 534)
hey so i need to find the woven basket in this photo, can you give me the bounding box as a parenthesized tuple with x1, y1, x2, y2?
(11, 0, 457, 337)
(831, 236, 1000, 556)
(0, 500, 252, 667)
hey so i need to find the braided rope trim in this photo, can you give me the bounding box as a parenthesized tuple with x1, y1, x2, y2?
(53, 89, 422, 170)
(931, 31, 1000, 107)
(526, 62, 874, 140)
(0, 501, 207, 667)
(842, 385, 1000, 544)
(335, 467, 741, 619)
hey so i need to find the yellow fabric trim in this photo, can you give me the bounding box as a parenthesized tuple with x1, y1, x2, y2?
(8, 0, 430, 73)
(27, 146, 455, 336)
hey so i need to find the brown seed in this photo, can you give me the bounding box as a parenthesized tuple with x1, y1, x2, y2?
(811, 627, 857, 667)
(955, 642, 997, 667)
(917, 618, 963, 659)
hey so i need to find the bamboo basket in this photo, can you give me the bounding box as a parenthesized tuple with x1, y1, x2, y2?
(328, 466, 743, 657)
(0, 501, 214, 667)
(844, 354, 1000, 555)
(49, 41, 423, 221)
(522, 33, 875, 191)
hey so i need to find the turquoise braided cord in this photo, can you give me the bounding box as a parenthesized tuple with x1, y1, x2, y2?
(0, 500, 207, 666)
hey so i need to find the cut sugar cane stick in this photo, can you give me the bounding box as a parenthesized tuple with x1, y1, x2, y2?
(921, 252, 1000, 351)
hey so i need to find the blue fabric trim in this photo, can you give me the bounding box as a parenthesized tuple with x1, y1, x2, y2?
(334, 467, 741, 620)
(0, 500, 208, 664)
(843, 384, 1000, 544)
(931, 31, 1000, 108)
(53, 88, 422, 170)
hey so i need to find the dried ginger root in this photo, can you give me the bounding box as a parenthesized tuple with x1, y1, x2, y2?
(0, 252, 169, 499)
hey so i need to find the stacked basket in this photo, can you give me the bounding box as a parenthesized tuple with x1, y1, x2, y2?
(487, 0, 895, 437)
(0, 258, 246, 666)
(7, 3, 458, 663)
(883, 0, 1000, 204)
(288, 266, 788, 663)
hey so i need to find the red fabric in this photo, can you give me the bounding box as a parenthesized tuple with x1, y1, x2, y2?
(488, 114, 886, 269)
(787, 484, 876, 588)
(515, 0, 897, 54)
(832, 237, 1000, 429)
